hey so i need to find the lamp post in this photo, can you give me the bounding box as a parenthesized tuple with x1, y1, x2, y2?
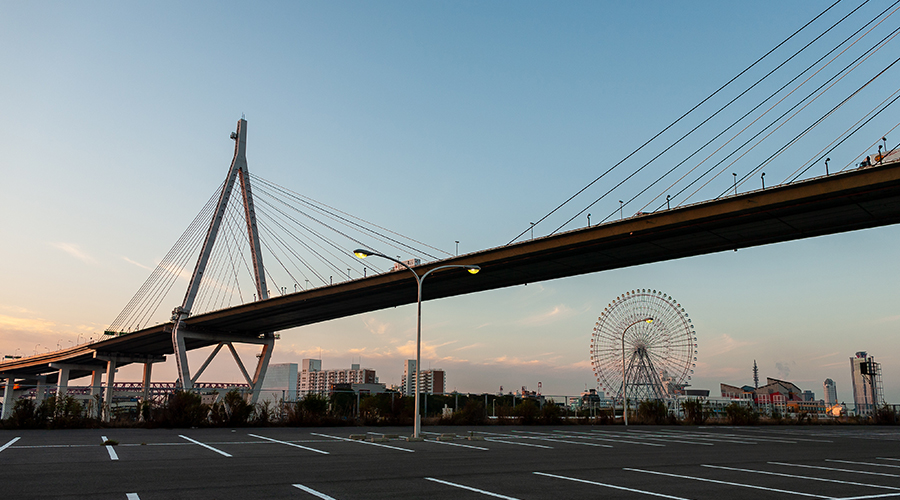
(621, 317, 653, 426)
(353, 249, 480, 439)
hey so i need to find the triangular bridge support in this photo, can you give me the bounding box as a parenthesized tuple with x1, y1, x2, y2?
(171, 118, 274, 404)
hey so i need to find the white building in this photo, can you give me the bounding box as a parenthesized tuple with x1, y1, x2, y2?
(850, 351, 883, 416)
(823, 378, 838, 406)
(399, 359, 445, 395)
(259, 363, 298, 403)
(298, 359, 378, 395)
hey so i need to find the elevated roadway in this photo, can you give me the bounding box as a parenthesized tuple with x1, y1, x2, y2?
(4, 159, 900, 384)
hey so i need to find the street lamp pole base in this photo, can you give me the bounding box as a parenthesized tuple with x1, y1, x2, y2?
(406, 435, 425, 442)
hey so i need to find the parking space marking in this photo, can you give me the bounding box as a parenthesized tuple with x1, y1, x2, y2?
(0, 437, 20, 453)
(629, 429, 762, 445)
(309, 433, 414, 453)
(484, 438, 553, 449)
(481, 432, 612, 448)
(425, 477, 520, 499)
(577, 430, 701, 446)
(507, 431, 614, 448)
(624, 467, 830, 498)
(101, 436, 119, 461)
(424, 439, 489, 451)
(293, 483, 338, 499)
(835, 494, 900, 499)
(178, 435, 233, 457)
(524, 429, 667, 447)
(126, 494, 140, 500)
(728, 429, 833, 443)
(701, 464, 900, 490)
(828, 460, 900, 469)
(879, 458, 900, 462)
(534, 471, 692, 499)
(770, 462, 900, 478)
(248, 434, 330, 455)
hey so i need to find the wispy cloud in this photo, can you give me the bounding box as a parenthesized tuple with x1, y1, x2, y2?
(122, 256, 153, 270)
(364, 318, 390, 335)
(51, 242, 94, 264)
(872, 314, 900, 325)
(705, 334, 754, 357)
(454, 343, 484, 351)
(0, 314, 56, 333)
(518, 304, 575, 326)
(807, 352, 840, 361)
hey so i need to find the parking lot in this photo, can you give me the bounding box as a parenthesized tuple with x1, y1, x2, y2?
(3, 425, 900, 499)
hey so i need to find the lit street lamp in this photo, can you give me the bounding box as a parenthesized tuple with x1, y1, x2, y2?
(353, 249, 480, 439)
(622, 317, 653, 426)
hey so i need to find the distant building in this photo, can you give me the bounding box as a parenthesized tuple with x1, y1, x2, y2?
(392, 258, 421, 271)
(259, 363, 298, 403)
(850, 351, 883, 417)
(400, 360, 445, 395)
(823, 378, 838, 406)
(298, 359, 377, 396)
(802, 390, 815, 402)
(298, 359, 322, 395)
(720, 377, 809, 415)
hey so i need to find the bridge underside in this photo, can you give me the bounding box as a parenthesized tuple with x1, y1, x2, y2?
(4, 160, 900, 381)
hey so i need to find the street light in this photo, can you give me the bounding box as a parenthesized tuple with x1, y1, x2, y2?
(622, 317, 653, 427)
(353, 248, 480, 439)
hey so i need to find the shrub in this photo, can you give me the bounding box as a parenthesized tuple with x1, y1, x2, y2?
(724, 402, 759, 425)
(680, 399, 709, 425)
(636, 400, 669, 424)
(151, 391, 208, 428)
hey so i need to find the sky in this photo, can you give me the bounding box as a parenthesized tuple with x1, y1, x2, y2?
(1, 1, 899, 404)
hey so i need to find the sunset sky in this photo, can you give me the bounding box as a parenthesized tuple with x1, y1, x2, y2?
(2, 1, 899, 404)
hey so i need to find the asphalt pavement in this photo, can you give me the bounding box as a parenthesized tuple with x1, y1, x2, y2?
(2, 425, 900, 499)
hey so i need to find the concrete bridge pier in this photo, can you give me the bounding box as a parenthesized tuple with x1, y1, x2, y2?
(1, 377, 15, 420)
(94, 353, 165, 421)
(34, 379, 47, 404)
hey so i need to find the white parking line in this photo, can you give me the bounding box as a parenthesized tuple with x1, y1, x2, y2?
(426, 477, 520, 499)
(0, 437, 20, 453)
(879, 458, 900, 462)
(770, 462, 900, 478)
(725, 428, 832, 442)
(248, 434, 329, 455)
(506, 431, 613, 448)
(624, 467, 830, 498)
(484, 438, 553, 449)
(702, 464, 900, 490)
(828, 460, 900, 469)
(534, 471, 692, 499)
(126, 494, 140, 500)
(310, 432, 414, 453)
(424, 439, 489, 451)
(293, 483, 337, 499)
(178, 435, 232, 457)
(626, 429, 761, 445)
(101, 436, 119, 461)
(835, 494, 900, 500)
(586, 430, 714, 446)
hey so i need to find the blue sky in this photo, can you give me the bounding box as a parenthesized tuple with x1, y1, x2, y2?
(2, 1, 899, 404)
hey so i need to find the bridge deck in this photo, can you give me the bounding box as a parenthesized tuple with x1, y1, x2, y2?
(4, 160, 900, 380)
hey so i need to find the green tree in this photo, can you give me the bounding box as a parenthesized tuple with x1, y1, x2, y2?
(724, 402, 759, 425)
(636, 400, 669, 424)
(680, 399, 709, 425)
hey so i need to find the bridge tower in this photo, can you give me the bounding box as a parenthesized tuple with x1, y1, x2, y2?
(171, 118, 274, 404)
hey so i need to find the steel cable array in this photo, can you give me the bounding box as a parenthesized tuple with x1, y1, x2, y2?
(512, 0, 900, 242)
(106, 175, 449, 333)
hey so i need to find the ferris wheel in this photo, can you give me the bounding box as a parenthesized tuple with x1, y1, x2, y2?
(590, 289, 696, 401)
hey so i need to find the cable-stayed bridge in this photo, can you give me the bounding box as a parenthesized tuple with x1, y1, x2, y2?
(3, 118, 899, 418)
(3, 1, 900, 418)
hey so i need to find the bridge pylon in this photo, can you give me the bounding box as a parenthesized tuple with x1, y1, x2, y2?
(171, 118, 274, 404)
